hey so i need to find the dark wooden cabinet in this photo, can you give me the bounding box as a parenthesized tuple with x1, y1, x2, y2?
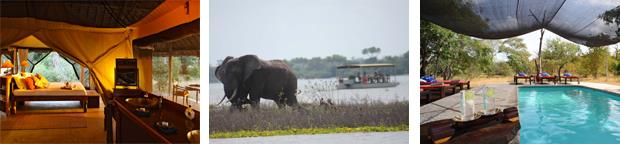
(0, 76, 11, 114)
(110, 92, 200, 143)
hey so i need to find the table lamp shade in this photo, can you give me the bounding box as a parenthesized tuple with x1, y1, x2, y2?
(1, 61, 14, 68)
(20, 60, 28, 67)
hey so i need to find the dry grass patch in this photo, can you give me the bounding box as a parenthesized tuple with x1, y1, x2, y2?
(209, 101, 408, 136)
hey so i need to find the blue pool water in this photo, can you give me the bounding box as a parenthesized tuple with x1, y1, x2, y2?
(519, 86, 620, 144)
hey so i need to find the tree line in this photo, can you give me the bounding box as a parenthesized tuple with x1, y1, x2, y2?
(209, 49, 409, 83)
(422, 20, 619, 80)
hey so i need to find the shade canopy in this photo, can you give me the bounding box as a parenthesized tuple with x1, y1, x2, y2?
(421, 0, 620, 47)
(337, 64, 396, 69)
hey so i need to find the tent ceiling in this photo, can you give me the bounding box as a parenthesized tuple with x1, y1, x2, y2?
(134, 19, 199, 56)
(11, 35, 49, 48)
(0, 0, 163, 28)
(422, 0, 620, 47)
(150, 34, 199, 56)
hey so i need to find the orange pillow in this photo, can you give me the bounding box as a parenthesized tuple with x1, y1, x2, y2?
(24, 77, 35, 90)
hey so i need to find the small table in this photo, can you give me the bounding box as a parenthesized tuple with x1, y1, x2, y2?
(186, 84, 200, 102)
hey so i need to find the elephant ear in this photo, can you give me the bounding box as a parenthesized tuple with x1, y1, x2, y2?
(221, 56, 234, 65)
(215, 56, 235, 80)
(239, 55, 263, 81)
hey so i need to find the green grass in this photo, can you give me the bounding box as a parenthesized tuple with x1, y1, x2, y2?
(210, 124, 408, 138)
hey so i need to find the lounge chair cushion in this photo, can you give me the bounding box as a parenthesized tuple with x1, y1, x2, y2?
(541, 72, 550, 77)
(34, 74, 49, 88)
(563, 73, 572, 76)
(421, 75, 437, 83)
(517, 72, 526, 76)
(24, 76, 35, 90)
(12, 75, 26, 90)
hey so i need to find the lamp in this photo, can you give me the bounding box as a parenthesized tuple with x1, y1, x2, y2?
(20, 60, 29, 73)
(1, 61, 14, 75)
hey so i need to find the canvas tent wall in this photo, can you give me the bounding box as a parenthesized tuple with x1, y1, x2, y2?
(0, 0, 200, 95)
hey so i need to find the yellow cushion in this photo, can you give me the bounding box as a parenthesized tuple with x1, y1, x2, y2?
(34, 74, 49, 88)
(20, 72, 32, 77)
(12, 75, 26, 90)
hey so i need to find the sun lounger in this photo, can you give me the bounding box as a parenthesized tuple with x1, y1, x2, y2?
(513, 75, 530, 84)
(560, 75, 580, 84)
(536, 75, 557, 84)
(420, 84, 455, 98)
(440, 80, 470, 90)
(422, 80, 470, 90)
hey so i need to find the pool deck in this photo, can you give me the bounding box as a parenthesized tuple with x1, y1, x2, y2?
(421, 84, 519, 124)
(420, 81, 620, 144)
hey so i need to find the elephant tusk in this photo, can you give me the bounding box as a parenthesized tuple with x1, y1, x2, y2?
(216, 89, 238, 106)
(216, 95, 226, 105)
(227, 89, 238, 103)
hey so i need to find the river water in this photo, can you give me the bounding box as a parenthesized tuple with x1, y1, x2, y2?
(209, 75, 409, 105)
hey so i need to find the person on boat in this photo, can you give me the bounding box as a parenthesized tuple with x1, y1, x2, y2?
(348, 75, 356, 83)
(380, 72, 386, 83)
(362, 72, 368, 84)
(356, 72, 361, 83)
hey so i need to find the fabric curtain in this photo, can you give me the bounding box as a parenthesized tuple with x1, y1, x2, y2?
(1, 17, 155, 93)
(34, 29, 134, 92)
(134, 47, 153, 92)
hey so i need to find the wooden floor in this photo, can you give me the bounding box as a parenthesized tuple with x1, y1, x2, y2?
(0, 100, 106, 143)
(0, 95, 200, 143)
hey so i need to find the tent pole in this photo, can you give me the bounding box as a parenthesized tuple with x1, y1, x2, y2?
(12, 48, 17, 74)
(80, 67, 85, 84)
(168, 48, 173, 98)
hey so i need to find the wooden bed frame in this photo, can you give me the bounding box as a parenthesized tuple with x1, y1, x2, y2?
(9, 81, 100, 114)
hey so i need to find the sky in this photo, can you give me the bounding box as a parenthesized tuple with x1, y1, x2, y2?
(209, 0, 408, 65)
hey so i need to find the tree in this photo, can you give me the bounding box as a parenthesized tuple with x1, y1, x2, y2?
(426, 34, 494, 80)
(582, 46, 611, 78)
(542, 38, 580, 77)
(420, 20, 456, 76)
(496, 38, 531, 73)
(362, 47, 381, 60)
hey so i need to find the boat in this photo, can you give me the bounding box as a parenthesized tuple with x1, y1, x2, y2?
(336, 63, 400, 89)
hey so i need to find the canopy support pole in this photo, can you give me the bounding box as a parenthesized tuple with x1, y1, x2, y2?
(168, 48, 173, 98)
(537, 29, 545, 81)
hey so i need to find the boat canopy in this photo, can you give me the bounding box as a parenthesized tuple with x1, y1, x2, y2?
(337, 63, 395, 69)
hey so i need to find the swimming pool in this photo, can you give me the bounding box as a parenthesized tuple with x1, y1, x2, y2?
(519, 86, 620, 143)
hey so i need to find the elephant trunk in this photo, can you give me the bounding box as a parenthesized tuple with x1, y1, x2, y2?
(217, 88, 238, 105)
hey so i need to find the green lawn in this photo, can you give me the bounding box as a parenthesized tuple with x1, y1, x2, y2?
(210, 124, 408, 138)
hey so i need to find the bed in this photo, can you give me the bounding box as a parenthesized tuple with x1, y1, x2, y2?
(11, 82, 96, 114)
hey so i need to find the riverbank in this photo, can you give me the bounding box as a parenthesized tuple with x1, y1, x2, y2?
(209, 101, 408, 138)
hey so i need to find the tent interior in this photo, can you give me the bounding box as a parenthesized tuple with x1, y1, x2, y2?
(0, 0, 199, 143)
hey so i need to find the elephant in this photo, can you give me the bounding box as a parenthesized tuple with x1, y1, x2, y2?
(215, 55, 303, 111)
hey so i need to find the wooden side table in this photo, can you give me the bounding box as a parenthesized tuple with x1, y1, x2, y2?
(1, 75, 11, 114)
(186, 84, 200, 102)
